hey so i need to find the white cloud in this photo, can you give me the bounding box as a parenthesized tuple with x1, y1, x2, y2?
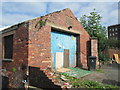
(0, 3, 2, 28)
(2, 2, 81, 27)
(2, 2, 48, 27)
(119, 9, 120, 24)
(1, 2, 118, 28)
(2, 13, 35, 26)
(48, 2, 81, 14)
(64, 3, 81, 13)
(75, 2, 118, 27)
(106, 9, 118, 25)
(1, 0, 119, 2)
(47, 3, 67, 13)
(3, 2, 47, 15)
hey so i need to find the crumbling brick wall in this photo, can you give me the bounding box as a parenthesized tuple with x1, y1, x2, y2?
(28, 18, 55, 88)
(2, 22, 29, 88)
(27, 8, 90, 87)
(2, 8, 91, 88)
(28, 18, 51, 69)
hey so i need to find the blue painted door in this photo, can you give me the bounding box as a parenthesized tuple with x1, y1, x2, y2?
(51, 31, 77, 68)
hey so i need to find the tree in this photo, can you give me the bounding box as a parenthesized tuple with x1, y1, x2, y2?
(80, 9, 108, 52)
(107, 38, 120, 49)
(80, 9, 107, 38)
(80, 9, 109, 62)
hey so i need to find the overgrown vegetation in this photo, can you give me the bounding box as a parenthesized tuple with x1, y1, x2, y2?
(35, 16, 47, 28)
(12, 67, 17, 72)
(80, 9, 107, 38)
(96, 69, 103, 73)
(71, 80, 119, 89)
(58, 73, 119, 89)
(98, 51, 110, 62)
(80, 9, 111, 62)
(107, 38, 120, 49)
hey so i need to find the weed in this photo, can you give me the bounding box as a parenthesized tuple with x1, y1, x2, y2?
(96, 69, 103, 73)
(56, 77, 60, 81)
(12, 67, 17, 72)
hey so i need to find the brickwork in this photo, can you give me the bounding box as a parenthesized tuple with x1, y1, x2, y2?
(44, 8, 90, 68)
(28, 8, 90, 70)
(28, 19, 51, 70)
(27, 8, 90, 87)
(91, 38, 98, 66)
(2, 22, 29, 88)
(2, 8, 91, 88)
(91, 38, 98, 57)
(104, 49, 120, 59)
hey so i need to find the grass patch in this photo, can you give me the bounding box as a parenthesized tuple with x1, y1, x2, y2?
(96, 69, 103, 73)
(56, 76, 61, 81)
(71, 80, 119, 89)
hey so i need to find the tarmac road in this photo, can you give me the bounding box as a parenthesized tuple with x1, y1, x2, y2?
(80, 63, 120, 86)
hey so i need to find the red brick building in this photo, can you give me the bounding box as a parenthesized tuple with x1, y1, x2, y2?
(108, 24, 120, 40)
(1, 8, 97, 88)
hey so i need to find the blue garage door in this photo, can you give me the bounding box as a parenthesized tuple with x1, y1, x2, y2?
(51, 30, 77, 69)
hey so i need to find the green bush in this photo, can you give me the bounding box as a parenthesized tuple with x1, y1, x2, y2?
(107, 38, 120, 49)
(98, 52, 110, 62)
(80, 80, 100, 88)
(71, 80, 119, 89)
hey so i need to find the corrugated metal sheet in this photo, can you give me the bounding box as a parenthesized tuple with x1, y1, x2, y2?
(51, 30, 77, 69)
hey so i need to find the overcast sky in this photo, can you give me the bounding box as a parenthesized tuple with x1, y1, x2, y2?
(0, 1, 119, 28)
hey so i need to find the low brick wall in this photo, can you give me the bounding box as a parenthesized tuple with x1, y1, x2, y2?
(104, 49, 120, 58)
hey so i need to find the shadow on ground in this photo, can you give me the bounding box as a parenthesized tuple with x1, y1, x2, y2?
(102, 79, 120, 86)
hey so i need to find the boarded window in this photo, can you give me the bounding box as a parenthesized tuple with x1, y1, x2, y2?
(4, 35, 13, 59)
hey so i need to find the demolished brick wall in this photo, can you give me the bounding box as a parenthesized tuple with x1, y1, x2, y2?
(2, 22, 29, 88)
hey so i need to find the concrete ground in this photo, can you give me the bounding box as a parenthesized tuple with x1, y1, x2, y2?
(80, 64, 120, 86)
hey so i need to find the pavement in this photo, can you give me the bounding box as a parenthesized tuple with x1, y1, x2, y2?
(80, 63, 120, 86)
